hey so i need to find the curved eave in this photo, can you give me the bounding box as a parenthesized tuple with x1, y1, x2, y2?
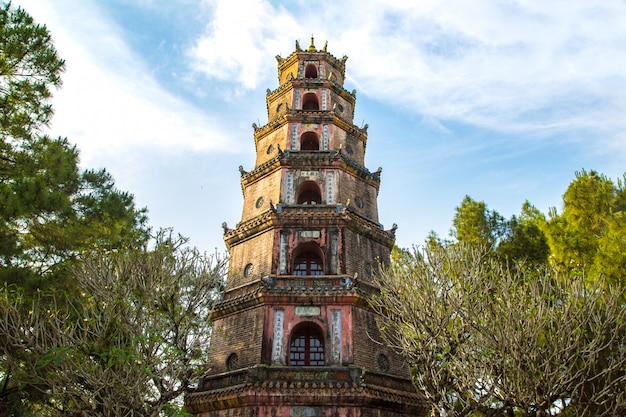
(240, 151, 381, 190)
(185, 366, 426, 415)
(266, 78, 355, 103)
(224, 210, 274, 249)
(223, 206, 394, 250)
(240, 156, 282, 189)
(212, 276, 382, 319)
(277, 49, 347, 79)
(253, 109, 366, 144)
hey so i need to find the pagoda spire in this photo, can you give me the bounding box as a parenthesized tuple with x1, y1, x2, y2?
(185, 39, 427, 417)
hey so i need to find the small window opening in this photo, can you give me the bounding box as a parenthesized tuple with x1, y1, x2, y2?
(300, 132, 319, 150)
(296, 181, 322, 205)
(304, 64, 318, 78)
(289, 325, 325, 366)
(302, 93, 319, 110)
(227, 353, 239, 371)
(294, 251, 324, 276)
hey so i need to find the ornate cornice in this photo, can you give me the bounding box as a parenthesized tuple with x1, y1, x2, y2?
(253, 103, 364, 142)
(238, 150, 381, 192)
(266, 78, 355, 102)
(344, 209, 395, 248)
(185, 365, 426, 414)
(223, 210, 274, 248)
(252, 114, 288, 142)
(224, 204, 393, 250)
(212, 275, 381, 320)
(332, 115, 368, 142)
(276, 46, 348, 79)
(239, 155, 282, 188)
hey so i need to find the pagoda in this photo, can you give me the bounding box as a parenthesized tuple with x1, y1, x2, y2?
(185, 38, 426, 417)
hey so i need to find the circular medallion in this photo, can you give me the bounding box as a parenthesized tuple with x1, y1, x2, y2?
(244, 263, 254, 277)
(255, 197, 264, 208)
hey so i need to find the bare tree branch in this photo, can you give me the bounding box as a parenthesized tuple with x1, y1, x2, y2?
(371, 244, 626, 417)
(0, 230, 227, 416)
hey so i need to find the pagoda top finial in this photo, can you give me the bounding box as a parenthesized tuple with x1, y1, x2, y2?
(308, 35, 316, 51)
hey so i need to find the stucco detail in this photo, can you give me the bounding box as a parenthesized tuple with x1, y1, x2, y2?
(272, 309, 285, 365)
(279, 232, 288, 274)
(331, 309, 342, 364)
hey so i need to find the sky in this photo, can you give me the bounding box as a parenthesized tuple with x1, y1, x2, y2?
(15, 0, 626, 253)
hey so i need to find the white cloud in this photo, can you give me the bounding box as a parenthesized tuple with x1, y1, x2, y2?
(336, 1, 626, 141)
(19, 0, 238, 169)
(12, 0, 626, 252)
(186, 0, 626, 155)
(189, 0, 300, 91)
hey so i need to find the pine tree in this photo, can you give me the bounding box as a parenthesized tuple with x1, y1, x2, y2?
(0, 2, 148, 292)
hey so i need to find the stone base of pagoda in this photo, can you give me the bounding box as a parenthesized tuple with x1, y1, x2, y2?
(185, 366, 427, 417)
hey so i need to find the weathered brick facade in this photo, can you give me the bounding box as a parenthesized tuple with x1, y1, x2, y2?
(185, 38, 427, 417)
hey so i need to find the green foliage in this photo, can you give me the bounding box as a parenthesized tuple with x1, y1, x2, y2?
(439, 170, 625, 278)
(0, 1, 64, 140)
(451, 195, 504, 248)
(405, 169, 626, 415)
(544, 169, 626, 284)
(0, 3, 151, 414)
(443, 196, 549, 267)
(496, 201, 549, 266)
(0, 2, 148, 292)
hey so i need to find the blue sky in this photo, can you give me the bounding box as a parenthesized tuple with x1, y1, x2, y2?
(17, 0, 626, 253)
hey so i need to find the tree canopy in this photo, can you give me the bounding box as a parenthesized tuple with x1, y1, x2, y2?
(433, 170, 625, 281)
(377, 169, 626, 416)
(0, 2, 148, 292)
(0, 2, 64, 140)
(0, 3, 154, 414)
(373, 244, 626, 417)
(0, 231, 227, 417)
(544, 169, 626, 284)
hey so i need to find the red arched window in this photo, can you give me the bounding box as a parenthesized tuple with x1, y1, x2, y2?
(289, 325, 325, 366)
(296, 181, 322, 205)
(304, 64, 318, 79)
(302, 93, 319, 110)
(294, 251, 323, 276)
(300, 132, 319, 150)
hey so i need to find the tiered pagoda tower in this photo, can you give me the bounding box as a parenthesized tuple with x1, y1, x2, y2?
(185, 38, 426, 417)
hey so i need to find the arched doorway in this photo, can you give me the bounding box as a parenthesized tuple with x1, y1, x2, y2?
(289, 324, 325, 366)
(302, 93, 319, 110)
(304, 63, 318, 78)
(300, 131, 319, 150)
(296, 181, 322, 205)
(293, 250, 324, 276)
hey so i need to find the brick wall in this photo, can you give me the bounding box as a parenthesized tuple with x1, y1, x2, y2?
(351, 306, 411, 379)
(241, 169, 282, 220)
(336, 170, 379, 222)
(254, 124, 289, 166)
(205, 306, 265, 375)
(342, 228, 391, 280)
(227, 229, 275, 288)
